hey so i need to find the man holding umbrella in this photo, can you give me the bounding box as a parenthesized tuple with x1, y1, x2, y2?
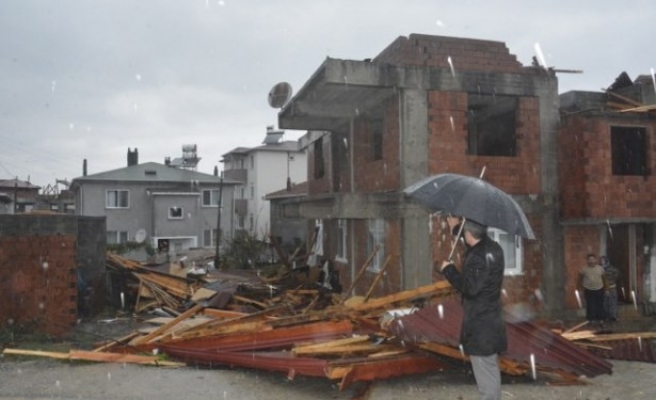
(437, 215, 507, 400)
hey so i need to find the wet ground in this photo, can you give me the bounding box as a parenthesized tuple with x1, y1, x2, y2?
(2, 313, 655, 400)
(0, 357, 655, 400)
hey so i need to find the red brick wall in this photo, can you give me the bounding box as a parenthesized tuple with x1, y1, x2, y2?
(559, 115, 656, 220)
(374, 34, 523, 73)
(427, 91, 541, 195)
(353, 97, 401, 192)
(0, 235, 78, 337)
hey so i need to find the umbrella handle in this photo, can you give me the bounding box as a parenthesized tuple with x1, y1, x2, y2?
(446, 166, 484, 262)
(447, 217, 466, 262)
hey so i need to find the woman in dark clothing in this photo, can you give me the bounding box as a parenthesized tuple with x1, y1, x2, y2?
(438, 217, 507, 400)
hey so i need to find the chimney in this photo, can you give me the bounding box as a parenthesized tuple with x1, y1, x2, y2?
(213, 165, 218, 176)
(127, 148, 139, 166)
(83, 159, 87, 176)
(165, 156, 171, 166)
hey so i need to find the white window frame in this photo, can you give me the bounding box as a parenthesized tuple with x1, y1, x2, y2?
(168, 206, 183, 219)
(202, 189, 221, 207)
(106, 189, 129, 209)
(336, 219, 348, 263)
(367, 218, 385, 271)
(107, 230, 129, 244)
(488, 227, 523, 276)
(203, 228, 218, 247)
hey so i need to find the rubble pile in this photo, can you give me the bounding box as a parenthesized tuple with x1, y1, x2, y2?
(5, 253, 655, 391)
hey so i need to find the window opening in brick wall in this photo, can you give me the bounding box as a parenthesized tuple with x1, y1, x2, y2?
(611, 126, 648, 176)
(314, 139, 325, 179)
(467, 94, 517, 157)
(488, 227, 523, 276)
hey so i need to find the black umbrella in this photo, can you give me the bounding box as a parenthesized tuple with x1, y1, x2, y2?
(403, 173, 536, 240)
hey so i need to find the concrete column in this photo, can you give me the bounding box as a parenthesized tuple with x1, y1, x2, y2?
(399, 89, 431, 289)
(537, 76, 565, 314)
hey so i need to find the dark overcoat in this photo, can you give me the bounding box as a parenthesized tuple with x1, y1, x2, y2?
(442, 235, 507, 356)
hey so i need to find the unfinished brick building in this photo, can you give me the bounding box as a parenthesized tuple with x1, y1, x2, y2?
(279, 34, 560, 313)
(279, 33, 656, 316)
(559, 73, 656, 312)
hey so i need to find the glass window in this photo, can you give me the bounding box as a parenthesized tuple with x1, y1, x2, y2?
(488, 227, 523, 275)
(203, 229, 218, 247)
(107, 230, 128, 244)
(168, 206, 183, 219)
(106, 189, 129, 208)
(202, 189, 220, 206)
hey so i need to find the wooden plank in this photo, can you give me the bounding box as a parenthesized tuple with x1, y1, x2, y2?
(3, 348, 70, 360)
(132, 303, 204, 345)
(232, 294, 269, 309)
(293, 343, 398, 356)
(348, 280, 453, 312)
(93, 332, 140, 353)
(293, 335, 369, 354)
(201, 308, 249, 319)
(606, 90, 643, 107)
(70, 350, 185, 367)
(583, 331, 656, 342)
(563, 320, 589, 334)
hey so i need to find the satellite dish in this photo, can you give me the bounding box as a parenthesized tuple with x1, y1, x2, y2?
(134, 229, 147, 243)
(268, 82, 293, 108)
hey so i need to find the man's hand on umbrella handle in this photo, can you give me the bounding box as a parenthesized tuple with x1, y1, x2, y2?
(439, 259, 454, 273)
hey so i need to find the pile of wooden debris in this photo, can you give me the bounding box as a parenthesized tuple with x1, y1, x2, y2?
(4, 253, 655, 391)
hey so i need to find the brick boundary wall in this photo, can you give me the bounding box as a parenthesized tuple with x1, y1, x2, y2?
(0, 235, 78, 337)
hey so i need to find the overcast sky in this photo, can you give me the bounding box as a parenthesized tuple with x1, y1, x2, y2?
(1, 0, 654, 188)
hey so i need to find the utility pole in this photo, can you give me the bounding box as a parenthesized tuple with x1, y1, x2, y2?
(214, 172, 224, 269)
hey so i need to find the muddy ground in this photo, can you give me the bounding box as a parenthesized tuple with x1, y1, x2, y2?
(1, 316, 655, 400)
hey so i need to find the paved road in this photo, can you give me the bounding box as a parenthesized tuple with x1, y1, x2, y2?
(0, 358, 654, 400)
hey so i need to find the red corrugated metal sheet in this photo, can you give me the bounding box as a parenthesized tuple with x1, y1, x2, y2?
(389, 299, 613, 378)
(587, 338, 656, 363)
(160, 320, 353, 352)
(162, 347, 447, 390)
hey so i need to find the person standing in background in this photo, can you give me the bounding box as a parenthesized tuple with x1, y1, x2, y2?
(600, 255, 620, 322)
(578, 254, 608, 328)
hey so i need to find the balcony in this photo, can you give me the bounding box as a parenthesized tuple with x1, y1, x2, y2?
(224, 169, 247, 183)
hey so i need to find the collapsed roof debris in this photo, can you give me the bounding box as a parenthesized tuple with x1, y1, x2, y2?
(4, 253, 655, 391)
